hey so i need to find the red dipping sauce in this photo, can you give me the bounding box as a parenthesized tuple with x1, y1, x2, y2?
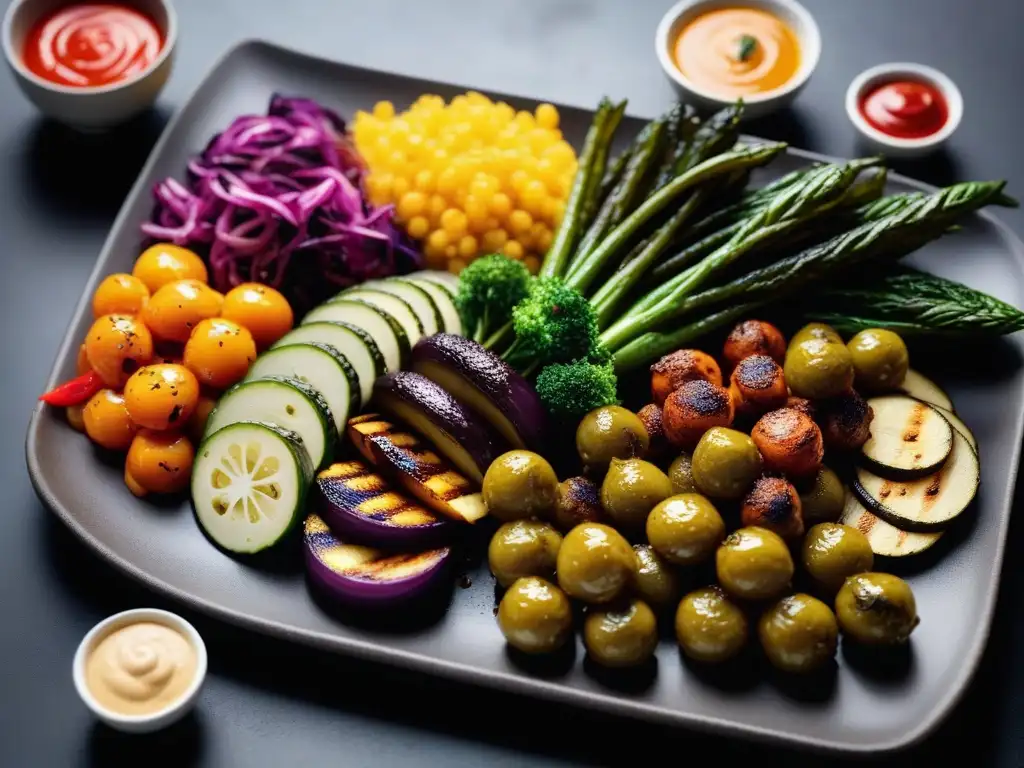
(858, 79, 949, 140)
(22, 4, 163, 88)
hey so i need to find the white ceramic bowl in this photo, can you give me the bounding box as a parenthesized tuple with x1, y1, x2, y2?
(72, 608, 207, 734)
(655, 0, 821, 120)
(2, 0, 177, 129)
(845, 62, 963, 159)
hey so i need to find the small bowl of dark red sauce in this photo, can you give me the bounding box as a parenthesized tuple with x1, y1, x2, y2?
(845, 62, 962, 159)
(2, 0, 176, 129)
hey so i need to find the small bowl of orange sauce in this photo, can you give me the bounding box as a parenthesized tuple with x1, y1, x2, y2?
(2, 0, 177, 129)
(655, 0, 821, 119)
(845, 62, 963, 159)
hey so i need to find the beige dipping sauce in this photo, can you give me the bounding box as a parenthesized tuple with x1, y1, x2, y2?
(85, 621, 198, 716)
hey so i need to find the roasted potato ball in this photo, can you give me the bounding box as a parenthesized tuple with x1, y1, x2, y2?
(723, 319, 786, 368)
(636, 403, 670, 461)
(741, 476, 804, 541)
(650, 349, 723, 406)
(784, 396, 816, 421)
(663, 380, 735, 450)
(818, 391, 874, 452)
(729, 354, 788, 418)
(751, 408, 824, 479)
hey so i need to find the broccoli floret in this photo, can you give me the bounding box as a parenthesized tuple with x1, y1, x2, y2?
(505, 278, 599, 370)
(455, 254, 531, 343)
(535, 358, 619, 421)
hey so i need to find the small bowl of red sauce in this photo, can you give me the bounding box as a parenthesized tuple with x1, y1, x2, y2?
(2, 0, 176, 129)
(845, 62, 963, 159)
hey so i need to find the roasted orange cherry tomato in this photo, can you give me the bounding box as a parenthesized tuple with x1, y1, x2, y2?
(132, 243, 208, 293)
(220, 283, 294, 349)
(141, 280, 224, 343)
(123, 364, 200, 431)
(76, 343, 91, 375)
(124, 431, 195, 496)
(84, 314, 154, 388)
(92, 273, 150, 317)
(66, 404, 86, 432)
(187, 393, 218, 443)
(83, 389, 138, 451)
(183, 318, 257, 389)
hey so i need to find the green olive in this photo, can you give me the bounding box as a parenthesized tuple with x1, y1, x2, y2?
(482, 450, 559, 522)
(601, 458, 673, 531)
(790, 322, 842, 346)
(554, 476, 604, 532)
(647, 493, 725, 566)
(668, 452, 697, 494)
(691, 427, 763, 500)
(556, 523, 636, 604)
(488, 520, 563, 588)
(799, 466, 845, 524)
(633, 544, 681, 607)
(758, 593, 839, 673)
(835, 572, 919, 645)
(801, 523, 874, 593)
(784, 338, 855, 400)
(497, 576, 573, 654)
(715, 526, 794, 600)
(576, 406, 649, 472)
(847, 328, 910, 392)
(583, 599, 659, 667)
(675, 586, 748, 663)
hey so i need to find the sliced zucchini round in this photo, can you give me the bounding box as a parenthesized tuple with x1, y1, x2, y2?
(192, 421, 314, 554)
(302, 299, 408, 373)
(363, 279, 441, 337)
(409, 270, 460, 293)
(205, 376, 335, 469)
(900, 369, 953, 412)
(271, 321, 384, 406)
(932, 403, 977, 454)
(400, 276, 462, 336)
(862, 395, 953, 478)
(840, 489, 942, 558)
(332, 289, 424, 349)
(244, 342, 358, 439)
(854, 427, 979, 532)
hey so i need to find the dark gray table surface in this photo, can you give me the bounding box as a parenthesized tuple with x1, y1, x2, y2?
(4, 0, 1024, 765)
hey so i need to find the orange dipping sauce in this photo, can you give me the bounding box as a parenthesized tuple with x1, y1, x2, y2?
(22, 4, 163, 88)
(673, 8, 801, 98)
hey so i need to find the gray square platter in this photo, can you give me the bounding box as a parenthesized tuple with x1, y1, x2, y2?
(25, 39, 1024, 754)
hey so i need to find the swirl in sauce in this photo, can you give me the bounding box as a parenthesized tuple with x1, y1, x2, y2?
(859, 80, 949, 140)
(673, 8, 801, 98)
(85, 621, 197, 716)
(22, 4, 163, 88)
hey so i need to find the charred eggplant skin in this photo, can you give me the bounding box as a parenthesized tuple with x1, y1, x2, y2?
(411, 334, 548, 451)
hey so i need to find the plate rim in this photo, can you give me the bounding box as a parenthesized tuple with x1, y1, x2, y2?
(24, 36, 1024, 755)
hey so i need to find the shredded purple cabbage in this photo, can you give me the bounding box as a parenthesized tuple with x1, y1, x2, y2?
(141, 94, 421, 315)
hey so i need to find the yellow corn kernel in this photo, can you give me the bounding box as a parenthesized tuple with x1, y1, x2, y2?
(445, 245, 458, 259)
(535, 103, 559, 130)
(508, 209, 533, 235)
(458, 235, 479, 259)
(428, 229, 450, 251)
(392, 176, 411, 199)
(414, 170, 435, 193)
(373, 101, 395, 120)
(448, 258, 467, 274)
(428, 195, 448, 221)
(397, 191, 427, 219)
(482, 229, 508, 251)
(407, 216, 431, 240)
(441, 208, 469, 239)
(489, 192, 513, 218)
(523, 255, 541, 274)
(503, 240, 525, 260)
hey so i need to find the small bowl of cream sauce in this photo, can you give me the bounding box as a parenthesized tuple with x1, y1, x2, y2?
(73, 608, 207, 733)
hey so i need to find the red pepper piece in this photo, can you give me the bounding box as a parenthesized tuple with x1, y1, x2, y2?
(39, 370, 104, 407)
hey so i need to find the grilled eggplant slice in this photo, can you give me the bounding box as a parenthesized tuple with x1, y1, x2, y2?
(841, 490, 942, 558)
(899, 369, 953, 412)
(410, 334, 548, 451)
(314, 461, 449, 547)
(303, 513, 451, 608)
(861, 395, 953, 477)
(347, 415, 487, 524)
(372, 371, 504, 484)
(854, 427, 979, 532)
